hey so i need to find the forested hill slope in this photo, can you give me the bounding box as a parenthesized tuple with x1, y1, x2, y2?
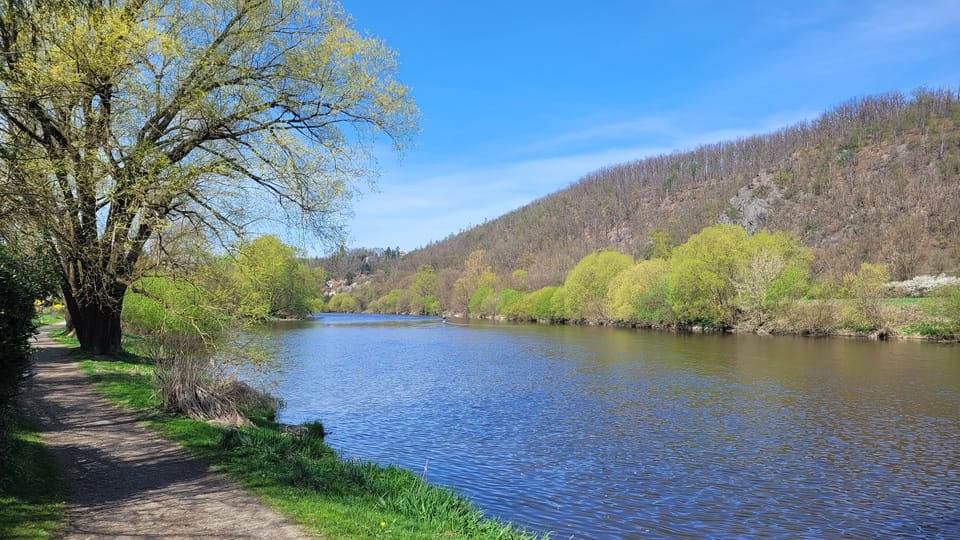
(376, 88, 960, 292)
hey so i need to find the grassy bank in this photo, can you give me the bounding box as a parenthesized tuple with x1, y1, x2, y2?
(0, 419, 68, 539)
(78, 357, 540, 539)
(0, 316, 67, 538)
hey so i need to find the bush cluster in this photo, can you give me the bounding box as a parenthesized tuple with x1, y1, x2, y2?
(438, 225, 814, 331)
(0, 246, 41, 486)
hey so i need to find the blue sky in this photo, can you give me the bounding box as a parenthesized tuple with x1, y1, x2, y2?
(324, 0, 960, 253)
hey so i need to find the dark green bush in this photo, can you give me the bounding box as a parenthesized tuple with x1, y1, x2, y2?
(0, 246, 42, 488)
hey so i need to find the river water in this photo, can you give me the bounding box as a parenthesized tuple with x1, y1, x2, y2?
(253, 313, 959, 539)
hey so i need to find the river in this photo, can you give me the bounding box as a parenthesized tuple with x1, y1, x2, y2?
(251, 313, 959, 539)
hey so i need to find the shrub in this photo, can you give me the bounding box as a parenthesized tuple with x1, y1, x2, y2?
(123, 276, 230, 336)
(773, 300, 841, 335)
(147, 333, 279, 427)
(604, 258, 673, 325)
(667, 224, 750, 327)
(468, 287, 494, 317)
(560, 251, 633, 322)
(842, 263, 890, 329)
(496, 289, 523, 317)
(0, 246, 40, 486)
(326, 293, 359, 313)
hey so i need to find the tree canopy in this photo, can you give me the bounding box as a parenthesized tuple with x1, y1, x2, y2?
(0, 0, 418, 353)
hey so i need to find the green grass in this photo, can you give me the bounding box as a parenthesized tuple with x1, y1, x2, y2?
(0, 419, 68, 539)
(48, 330, 79, 347)
(79, 359, 158, 409)
(902, 321, 959, 339)
(80, 359, 541, 539)
(31, 312, 64, 327)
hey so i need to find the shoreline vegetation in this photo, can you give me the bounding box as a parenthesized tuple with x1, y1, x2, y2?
(32, 328, 542, 539)
(431, 299, 959, 343)
(327, 225, 960, 344)
(441, 295, 958, 343)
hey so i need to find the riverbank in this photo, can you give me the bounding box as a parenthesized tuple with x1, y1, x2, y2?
(440, 296, 959, 343)
(17, 327, 311, 539)
(20, 327, 539, 539)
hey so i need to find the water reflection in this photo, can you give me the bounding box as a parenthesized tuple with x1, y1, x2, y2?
(251, 314, 960, 539)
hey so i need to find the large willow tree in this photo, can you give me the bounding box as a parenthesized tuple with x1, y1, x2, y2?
(0, 0, 417, 353)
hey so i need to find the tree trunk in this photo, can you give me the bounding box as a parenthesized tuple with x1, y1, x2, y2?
(74, 302, 123, 355)
(63, 282, 126, 356)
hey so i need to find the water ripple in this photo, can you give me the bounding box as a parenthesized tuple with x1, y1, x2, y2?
(254, 314, 960, 539)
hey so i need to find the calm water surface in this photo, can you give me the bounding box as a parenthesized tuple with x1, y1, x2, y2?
(252, 313, 960, 539)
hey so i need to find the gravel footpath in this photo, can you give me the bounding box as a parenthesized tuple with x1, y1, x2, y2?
(20, 326, 313, 539)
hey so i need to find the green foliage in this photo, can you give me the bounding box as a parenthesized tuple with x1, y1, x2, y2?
(327, 293, 360, 313)
(468, 287, 495, 317)
(0, 245, 41, 482)
(604, 258, 673, 324)
(902, 321, 955, 338)
(369, 266, 444, 316)
(423, 295, 442, 316)
(411, 265, 439, 298)
(841, 262, 890, 329)
(371, 289, 404, 313)
(450, 250, 483, 312)
(509, 269, 530, 292)
(667, 224, 750, 327)
(397, 289, 425, 315)
(81, 359, 159, 409)
(369, 265, 443, 315)
(228, 236, 322, 320)
(559, 251, 633, 322)
(306, 296, 327, 314)
(511, 286, 560, 321)
(649, 230, 674, 260)
(124, 236, 322, 337)
(496, 289, 524, 316)
(123, 276, 229, 336)
(733, 230, 813, 327)
(0, 246, 37, 367)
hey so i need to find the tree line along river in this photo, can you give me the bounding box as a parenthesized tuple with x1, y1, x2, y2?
(250, 313, 960, 539)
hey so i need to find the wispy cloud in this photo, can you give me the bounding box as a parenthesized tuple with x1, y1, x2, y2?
(852, 0, 960, 42)
(345, 144, 672, 250)
(521, 116, 676, 154)
(342, 109, 820, 251)
(746, 0, 960, 88)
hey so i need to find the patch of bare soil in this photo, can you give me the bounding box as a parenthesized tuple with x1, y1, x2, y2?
(20, 327, 313, 539)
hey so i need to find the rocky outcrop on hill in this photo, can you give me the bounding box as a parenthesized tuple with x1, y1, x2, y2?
(718, 171, 787, 233)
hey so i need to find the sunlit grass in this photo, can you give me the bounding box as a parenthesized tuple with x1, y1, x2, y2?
(79, 359, 158, 409)
(80, 359, 541, 539)
(0, 419, 68, 539)
(31, 312, 64, 328)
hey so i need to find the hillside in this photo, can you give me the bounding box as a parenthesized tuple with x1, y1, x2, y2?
(325, 88, 960, 305)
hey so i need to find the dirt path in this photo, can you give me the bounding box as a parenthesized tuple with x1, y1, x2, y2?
(20, 327, 313, 539)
